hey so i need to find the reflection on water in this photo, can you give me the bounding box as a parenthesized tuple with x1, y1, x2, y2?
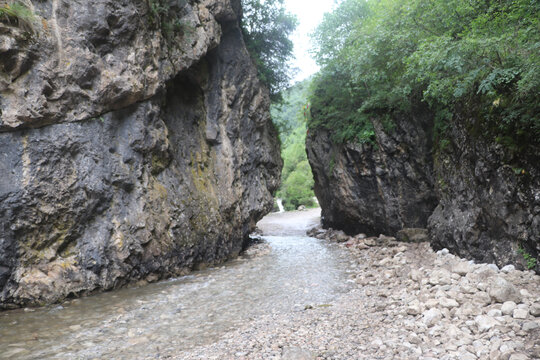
(0, 218, 352, 359)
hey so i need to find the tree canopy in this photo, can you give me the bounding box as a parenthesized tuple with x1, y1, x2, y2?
(309, 0, 540, 153)
(241, 0, 298, 101)
(272, 79, 316, 211)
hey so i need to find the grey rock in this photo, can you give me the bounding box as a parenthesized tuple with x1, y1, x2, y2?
(439, 298, 459, 309)
(488, 277, 522, 304)
(530, 303, 540, 317)
(422, 308, 443, 327)
(501, 301, 517, 316)
(0, 0, 281, 308)
(522, 321, 539, 331)
(475, 315, 500, 333)
(428, 118, 539, 272)
(487, 309, 503, 317)
(501, 265, 516, 273)
(513, 309, 528, 320)
(305, 108, 438, 237)
(452, 262, 473, 276)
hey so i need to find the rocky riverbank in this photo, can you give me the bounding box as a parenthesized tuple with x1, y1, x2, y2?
(179, 227, 540, 360)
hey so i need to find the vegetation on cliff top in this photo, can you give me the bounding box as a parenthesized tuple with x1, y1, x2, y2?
(272, 79, 316, 211)
(308, 0, 540, 153)
(0, 1, 36, 34)
(241, 0, 298, 102)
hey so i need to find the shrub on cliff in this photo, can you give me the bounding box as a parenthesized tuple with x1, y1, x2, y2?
(309, 0, 540, 154)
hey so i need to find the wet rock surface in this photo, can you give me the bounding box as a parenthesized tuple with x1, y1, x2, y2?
(0, 0, 281, 308)
(180, 225, 540, 359)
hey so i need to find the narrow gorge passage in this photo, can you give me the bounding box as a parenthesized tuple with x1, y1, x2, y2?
(0, 209, 354, 359)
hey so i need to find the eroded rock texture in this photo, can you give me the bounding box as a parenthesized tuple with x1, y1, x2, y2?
(307, 108, 539, 271)
(0, 0, 281, 308)
(428, 117, 540, 269)
(306, 108, 437, 236)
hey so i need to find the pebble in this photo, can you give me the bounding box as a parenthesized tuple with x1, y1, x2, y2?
(475, 315, 500, 332)
(423, 308, 443, 327)
(513, 309, 528, 320)
(522, 321, 539, 331)
(529, 303, 540, 317)
(501, 265, 516, 273)
(502, 301, 517, 315)
(177, 230, 540, 360)
(488, 277, 522, 304)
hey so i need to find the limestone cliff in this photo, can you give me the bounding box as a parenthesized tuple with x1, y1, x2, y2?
(307, 108, 539, 271)
(306, 106, 437, 236)
(0, 0, 281, 308)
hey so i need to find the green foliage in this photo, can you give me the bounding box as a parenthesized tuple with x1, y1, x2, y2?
(309, 0, 540, 154)
(271, 79, 311, 142)
(518, 246, 537, 270)
(147, 0, 193, 43)
(241, 0, 298, 102)
(272, 80, 316, 211)
(0, 1, 36, 34)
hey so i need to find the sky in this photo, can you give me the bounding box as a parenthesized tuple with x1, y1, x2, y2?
(284, 0, 336, 83)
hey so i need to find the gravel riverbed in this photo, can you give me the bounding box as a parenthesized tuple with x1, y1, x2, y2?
(178, 213, 540, 360)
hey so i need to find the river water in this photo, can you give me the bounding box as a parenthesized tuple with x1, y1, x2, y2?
(0, 209, 354, 359)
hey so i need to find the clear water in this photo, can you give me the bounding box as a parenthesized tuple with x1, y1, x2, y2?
(0, 210, 353, 359)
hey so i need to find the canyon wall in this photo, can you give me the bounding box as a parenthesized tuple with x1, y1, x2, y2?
(0, 0, 281, 308)
(307, 109, 539, 271)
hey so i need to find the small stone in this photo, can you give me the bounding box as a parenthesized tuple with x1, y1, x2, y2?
(522, 321, 539, 331)
(425, 299, 440, 309)
(487, 309, 502, 317)
(452, 262, 473, 276)
(530, 303, 540, 317)
(475, 315, 500, 333)
(437, 248, 450, 256)
(408, 333, 422, 345)
(459, 351, 477, 360)
(407, 301, 422, 315)
(488, 277, 521, 304)
(513, 309, 528, 319)
(473, 292, 492, 307)
(501, 301, 517, 316)
(422, 308, 443, 327)
(409, 269, 423, 282)
(439, 298, 459, 308)
(501, 265, 515, 273)
(487, 264, 499, 272)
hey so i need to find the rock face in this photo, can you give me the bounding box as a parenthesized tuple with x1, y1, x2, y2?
(306, 107, 438, 236)
(0, 0, 281, 308)
(307, 106, 539, 271)
(428, 117, 540, 269)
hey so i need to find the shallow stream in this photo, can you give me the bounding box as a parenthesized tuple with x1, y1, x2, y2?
(0, 209, 354, 359)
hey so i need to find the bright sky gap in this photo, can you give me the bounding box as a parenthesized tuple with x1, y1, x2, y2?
(284, 0, 336, 83)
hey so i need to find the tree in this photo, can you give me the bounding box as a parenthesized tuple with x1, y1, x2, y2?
(241, 0, 298, 101)
(309, 0, 540, 152)
(272, 79, 316, 210)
